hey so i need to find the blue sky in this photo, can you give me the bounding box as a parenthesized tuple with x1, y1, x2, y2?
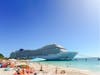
(0, 0, 100, 57)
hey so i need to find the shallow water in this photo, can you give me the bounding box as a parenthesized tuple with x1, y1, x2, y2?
(40, 59, 100, 72)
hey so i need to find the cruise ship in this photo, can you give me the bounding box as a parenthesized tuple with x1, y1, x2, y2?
(10, 44, 77, 60)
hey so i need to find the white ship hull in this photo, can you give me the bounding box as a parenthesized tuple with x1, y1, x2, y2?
(33, 52, 77, 60)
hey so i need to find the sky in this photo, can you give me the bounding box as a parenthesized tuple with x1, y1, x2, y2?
(0, 0, 100, 57)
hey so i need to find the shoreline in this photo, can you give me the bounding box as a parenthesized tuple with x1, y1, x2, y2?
(0, 60, 99, 75)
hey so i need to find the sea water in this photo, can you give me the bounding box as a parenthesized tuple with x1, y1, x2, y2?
(40, 59, 100, 72)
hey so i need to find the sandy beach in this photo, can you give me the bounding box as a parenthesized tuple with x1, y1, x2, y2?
(0, 60, 98, 75)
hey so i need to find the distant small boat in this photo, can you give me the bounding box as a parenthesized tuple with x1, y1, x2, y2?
(98, 58, 100, 61)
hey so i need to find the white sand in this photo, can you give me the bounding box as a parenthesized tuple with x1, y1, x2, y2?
(0, 61, 99, 75)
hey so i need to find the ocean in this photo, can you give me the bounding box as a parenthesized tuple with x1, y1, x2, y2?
(40, 59, 100, 72)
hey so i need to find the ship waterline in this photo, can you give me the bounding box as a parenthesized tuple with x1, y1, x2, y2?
(10, 44, 77, 60)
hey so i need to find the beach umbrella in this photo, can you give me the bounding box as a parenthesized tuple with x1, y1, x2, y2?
(17, 64, 30, 69)
(30, 58, 46, 62)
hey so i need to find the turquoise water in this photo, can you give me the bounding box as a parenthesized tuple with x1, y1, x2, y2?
(40, 59, 100, 72)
